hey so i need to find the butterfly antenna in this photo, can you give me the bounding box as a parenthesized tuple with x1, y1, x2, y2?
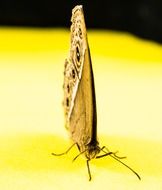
(109, 154, 141, 180)
(96, 151, 141, 180)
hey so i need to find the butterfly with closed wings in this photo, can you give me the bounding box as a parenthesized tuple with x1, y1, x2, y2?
(52, 5, 141, 181)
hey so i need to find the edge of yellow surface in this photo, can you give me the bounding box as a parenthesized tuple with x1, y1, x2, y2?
(0, 27, 162, 63)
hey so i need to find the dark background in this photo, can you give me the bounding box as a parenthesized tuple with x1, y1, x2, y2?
(0, 0, 162, 43)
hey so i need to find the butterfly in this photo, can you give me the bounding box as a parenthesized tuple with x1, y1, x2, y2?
(52, 5, 141, 181)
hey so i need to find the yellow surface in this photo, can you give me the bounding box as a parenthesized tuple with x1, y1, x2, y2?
(0, 27, 162, 189)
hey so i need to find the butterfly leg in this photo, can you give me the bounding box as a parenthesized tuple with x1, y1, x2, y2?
(51, 143, 76, 156)
(96, 151, 114, 159)
(72, 149, 86, 162)
(86, 159, 92, 181)
(99, 146, 126, 159)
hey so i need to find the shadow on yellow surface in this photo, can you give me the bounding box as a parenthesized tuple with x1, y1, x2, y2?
(1, 133, 162, 178)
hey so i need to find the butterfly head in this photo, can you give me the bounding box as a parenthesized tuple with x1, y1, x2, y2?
(85, 143, 100, 160)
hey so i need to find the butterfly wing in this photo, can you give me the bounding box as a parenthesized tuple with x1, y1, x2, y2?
(63, 5, 97, 152)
